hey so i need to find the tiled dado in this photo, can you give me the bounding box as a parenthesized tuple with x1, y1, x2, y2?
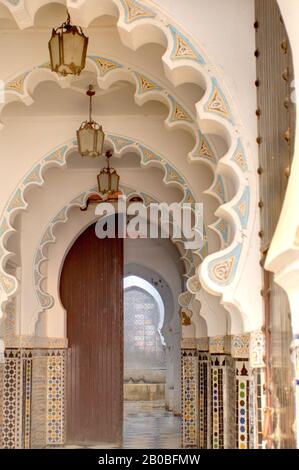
(0, 348, 66, 449)
(224, 355, 236, 449)
(235, 360, 250, 449)
(210, 354, 225, 449)
(198, 351, 210, 449)
(0, 361, 4, 445)
(181, 348, 198, 448)
(46, 350, 66, 447)
(2, 349, 23, 448)
(209, 336, 236, 450)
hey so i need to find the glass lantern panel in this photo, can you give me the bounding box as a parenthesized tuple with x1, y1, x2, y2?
(99, 172, 109, 193)
(49, 33, 60, 71)
(77, 127, 95, 156)
(110, 172, 119, 193)
(62, 31, 85, 72)
(96, 127, 105, 155)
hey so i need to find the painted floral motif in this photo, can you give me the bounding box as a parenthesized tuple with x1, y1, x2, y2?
(231, 141, 248, 172)
(169, 25, 205, 64)
(23, 164, 43, 185)
(44, 145, 68, 164)
(169, 98, 193, 123)
(193, 133, 216, 162)
(165, 164, 184, 184)
(135, 73, 161, 94)
(108, 134, 134, 151)
(120, 0, 156, 23)
(7, 189, 26, 213)
(139, 145, 162, 163)
(214, 219, 229, 245)
(234, 187, 250, 229)
(183, 189, 195, 204)
(205, 79, 232, 121)
(208, 244, 242, 285)
(209, 336, 225, 354)
(231, 334, 250, 358)
(211, 175, 225, 203)
(90, 56, 122, 77)
(5, 72, 29, 95)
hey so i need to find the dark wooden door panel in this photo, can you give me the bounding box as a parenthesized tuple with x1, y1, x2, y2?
(60, 222, 123, 446)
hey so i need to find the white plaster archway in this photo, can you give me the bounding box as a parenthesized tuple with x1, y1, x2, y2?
(0, 0, 261, 335)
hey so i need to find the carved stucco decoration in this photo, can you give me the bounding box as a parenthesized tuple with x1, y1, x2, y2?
(0, 0, 258, 332)
(32, 184, 201, 336)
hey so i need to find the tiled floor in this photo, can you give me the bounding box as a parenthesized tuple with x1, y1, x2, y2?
(62, 401, 181, 449)
(123, 400, 181, 449)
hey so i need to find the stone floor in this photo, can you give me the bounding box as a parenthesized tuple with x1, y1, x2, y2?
(63, 401, 181, 449)
(123, 400, 181, 449)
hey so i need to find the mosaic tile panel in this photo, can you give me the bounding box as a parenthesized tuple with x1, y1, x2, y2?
(2, 349, 21, 448)
(235, 360, 250, 449)
(181, 349, 198, 448)
(22, 351, 32, 448)
(1, 347, 66, 449)
(249, 375, 255, 449)
(224, 355, 236, 449)
(198, 352, 210, 448)
(47, 350, 66, 446)
(252, 367, 266, 448)
(0, 362, 3, 446)
(210, 355, 225, 449)
(31, 350, 48, 448)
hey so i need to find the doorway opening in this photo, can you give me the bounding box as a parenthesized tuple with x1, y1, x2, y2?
(123, 275, 181, 449)
(60, 222, 183, 448)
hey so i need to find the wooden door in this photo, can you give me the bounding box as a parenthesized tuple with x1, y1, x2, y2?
(60, 222, 124, 446)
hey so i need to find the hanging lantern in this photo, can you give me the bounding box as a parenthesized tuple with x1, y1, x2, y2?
(97, 150, 120, 194)
(48, 12, 88, 76)
(77, 85, 105, 157)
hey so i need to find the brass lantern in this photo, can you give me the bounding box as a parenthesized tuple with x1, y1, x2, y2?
(77, 85, 105, 157)
(48, 12, 88, 76)
(97, 150, 120, 194)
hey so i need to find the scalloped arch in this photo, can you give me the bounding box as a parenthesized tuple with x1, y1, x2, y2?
(33, 183, 197, 314)
(0, 132, 209, 308)
(0, 0, 258, 327)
